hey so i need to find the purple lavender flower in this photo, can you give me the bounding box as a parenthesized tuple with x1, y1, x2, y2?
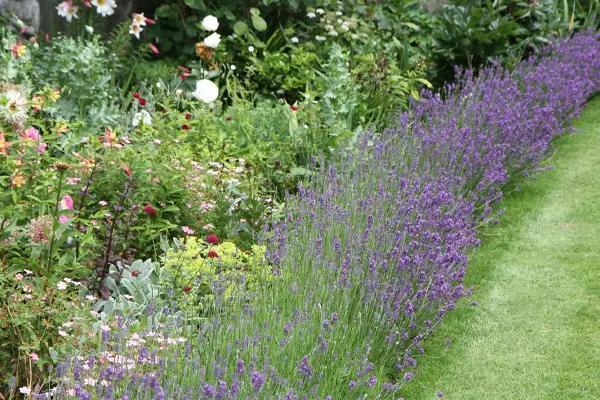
(298, 355, 312, 378)
(250, 370, 265, 392)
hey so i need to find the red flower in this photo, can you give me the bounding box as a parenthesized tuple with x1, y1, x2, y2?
(145, 16, 156, 25)
(290, 105, 299, 112)
(206, 234, 219, 245)
(138, 98, 146, 106)
(183, 286, 192, 294)
(181, 124, 190, 130)
(207, 250, 219, 258)
(131, 270, 140, 277)
(185, 113, 192, 120)
(179, 72, 191, 80)
(132, 92, 140, 99)
(178, 65, 191, 73)
(143, 204, 157, 216)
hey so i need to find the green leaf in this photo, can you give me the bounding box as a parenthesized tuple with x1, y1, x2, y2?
(233, 21, 249, 36)
(249, 7, 260, 17)
(252, 15, 268, 32)
(184, 0, 205, 10)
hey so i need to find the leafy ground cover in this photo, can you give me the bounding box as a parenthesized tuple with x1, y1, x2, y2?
(402, 95, 600, 399)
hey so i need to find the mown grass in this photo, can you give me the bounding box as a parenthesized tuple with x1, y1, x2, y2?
(401, 95, 600, 400)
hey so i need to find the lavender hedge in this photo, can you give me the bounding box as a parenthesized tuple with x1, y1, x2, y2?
(52, 32, 600, 399)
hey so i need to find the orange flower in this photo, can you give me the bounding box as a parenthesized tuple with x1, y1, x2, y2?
(195, 42, 214, 61)
(0, 131, 11, 155)
(11, 171, 26, 188)
(11, 43, 26, 58)
(101, 127, 118, 147)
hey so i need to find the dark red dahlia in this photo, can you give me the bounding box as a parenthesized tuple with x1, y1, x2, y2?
(183, 286, 192, 294)
(206, 234, 219, 245)
(143, 204, 157, 216)
(207, 250, 219, 258)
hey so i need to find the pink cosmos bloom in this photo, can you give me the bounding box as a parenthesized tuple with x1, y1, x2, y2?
(24, 127, 40, 141)
(37, 142, 47, 154)
(182, 226, 195, 236)
(67, 177, 81, 185)
(58, 215, 71, 224)
(60, 195, 74, 210)
(15, 273, 24, 281)
(30, 352, 39, 361)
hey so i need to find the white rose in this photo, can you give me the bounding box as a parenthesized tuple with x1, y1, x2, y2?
(192, 79, 219, 103)
(203, 32, 221, 49)
(201, 15, 219, 31)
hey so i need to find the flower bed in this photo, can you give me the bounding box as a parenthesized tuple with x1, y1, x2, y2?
(46, 33, 600, 399)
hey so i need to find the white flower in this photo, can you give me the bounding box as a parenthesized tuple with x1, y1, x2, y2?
(230, 64, 236, 71)
(57, 281, 68, 290)
(175, 89, 183, 97)
(19, 387, 31, 395)
(58, 330, 69, 337)
(85, 294, 97, 301)
(153, 139, 161, 145)
(201, 15, 219, 31)
(84, 378, 97, 386)
(1, 87, 27, 126)
(248, 45, 255, 53)
(192, 80, 219, 104)
(315, 35, 326, 42)
(316, 8, 325, 14)
(56, 1, 78, 22)
(132, 12, 146, 26)
(203, 32, 221, 49)
(328, 29, 338, 37)
(129, 23, 143, 39)
(85, 25, 94, 34)
(335, 11, 343, 16)
(291, 36, 299, 43)
(132, 110, 152, 127)
(307, 12, 316, 18)
(91, 0, 116, 17)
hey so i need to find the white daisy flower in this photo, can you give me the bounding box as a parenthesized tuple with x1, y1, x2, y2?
(91, 0, 117, 17)
(291, 36, 299, 43)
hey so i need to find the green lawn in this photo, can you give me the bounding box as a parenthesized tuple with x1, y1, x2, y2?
(401, 96, 600, 400)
